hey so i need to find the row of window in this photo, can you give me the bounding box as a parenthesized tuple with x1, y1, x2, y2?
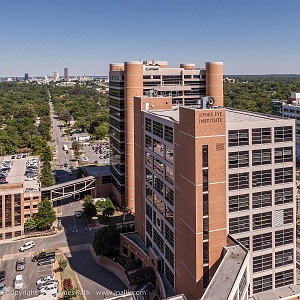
(253, 269, 294, 293)
(228, 126, 293, 147)
(253, 248, 293, 273)
(229, 167, 293, 191)
(236, 228, 293, 252)
(229, 208, 293, 234)
(229, 188, 293, 212)
(228, 147, 293, 169)
(145, 119, 174, 144)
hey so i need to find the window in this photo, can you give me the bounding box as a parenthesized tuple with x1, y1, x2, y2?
(252, 191, 272, 208)
(153, 176, 164, 196)
(153, 139, 163, 157)
(203, 193, 208, 216)
(275, 249, 293, 268)
(146, 169, 152, 185)
(252, 128, 271, 144)
(153, 193, 164, 215)
(253, 275, 272, 294)
(237, 237, 249, 250)
(165, 244, 174, 267)
(153, 157, 163, 176)
(145, 118, 152, 132)
(153, 229, 164, 253)
(253, 212, 272, 230)
(228, 129, 249, 147)
(275, 228, 293, 247)
(146, 186, 152, 202)
(146, 219, 152, 236)
(275, 269, 294, 288)
(145, 135, 152, 150)
(253, 232, 272, 251)
(229, 216, 250, 234)
(228, 194, 249, 212)
(274, 208, 293, 226)
(203, 241, 209, 264)
(203, 217, 209, 240)
(274, 147, 293, 163)
(153, 121, 163, 138)
(165, 264, 174, 288)
(275, 167, 293, 184)
(275, 188, 293, 205)
(164, 125, 173, 143)
(203, 145, 208, 168)
(274, 126, 293, 142)
(252, 149, 272, 166)
(239, 270, 247, 299)
(252, 170, 272, 187)
(253, 253, 272, 273)
(229, 151, 249, 168)
(146, 152, 152, 167)
(165, 165, 174, 185)
(146, 203, 152, 219)
(229, 172, 249, 190)
(165, 145, 173, 164)
(165, 186, 174, 206)
(165, 205, 174, 226)
(203, 169, 208, 192)
(165, 225, 174, 246)
(123, 246, 128, 256)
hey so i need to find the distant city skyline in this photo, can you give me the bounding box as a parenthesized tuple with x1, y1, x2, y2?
(1, 0, 300, 76)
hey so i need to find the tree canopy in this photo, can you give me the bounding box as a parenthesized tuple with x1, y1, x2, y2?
(34, 198, 56, 229)
(92, 225, 120, 256)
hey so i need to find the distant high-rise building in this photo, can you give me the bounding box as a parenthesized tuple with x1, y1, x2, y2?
(64, 68, 68, 81)
(53, 72, 59, 81)
(24, 73, 29, 80)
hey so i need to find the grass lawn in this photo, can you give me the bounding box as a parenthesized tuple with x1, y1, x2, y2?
(97, 212, 135, 225)
(56, 254, 84, 300)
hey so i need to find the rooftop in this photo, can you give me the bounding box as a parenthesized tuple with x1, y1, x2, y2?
(144, 105, 287, 124)
(201, 236, 249, 300)
(121, 232, 149, 256)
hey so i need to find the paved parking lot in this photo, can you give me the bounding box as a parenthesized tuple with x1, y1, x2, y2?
(81, 143, 110, 166)
(0, 248, 53, 300)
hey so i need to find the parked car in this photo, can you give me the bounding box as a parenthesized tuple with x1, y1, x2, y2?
(37, 281, 58, 290)
(0, 283, 4, 296)
(16, 154, 21, 159)
(19, 241, 35, 252)
(32, 251, 55, 262)
(16, 258, 25, 271)
(0, 271, 5, 282)
(36, 276, 55, 285)
(14, 275, 23, 289)
(37, 257, 55, 266)
(39, 287, 58, 297)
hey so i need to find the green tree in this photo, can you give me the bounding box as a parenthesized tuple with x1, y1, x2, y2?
(34, 198, 56, 229)
(24, 217, 36, 231)
(102, 206, 115, 217)
(84, 202, 97, 219)
(41, 160, 55, 187)
(93, 122, 109, 139)
(92, 225, 120, 256)
(58, 259, 68, 271)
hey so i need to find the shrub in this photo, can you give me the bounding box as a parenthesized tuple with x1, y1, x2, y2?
(63, 278, 73, 289)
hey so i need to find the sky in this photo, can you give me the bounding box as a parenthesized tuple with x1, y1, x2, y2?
(1, 0, 300, 77)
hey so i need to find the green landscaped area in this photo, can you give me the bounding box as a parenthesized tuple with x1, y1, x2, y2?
(97, 212, 135, 226)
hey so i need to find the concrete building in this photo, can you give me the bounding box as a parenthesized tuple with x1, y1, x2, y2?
(0, 156, 41, 240)
(272, 92, 300, 158)
(118, 93, 298, 299)
(72, 132, 90, 145)
(108, 60, 223, 209)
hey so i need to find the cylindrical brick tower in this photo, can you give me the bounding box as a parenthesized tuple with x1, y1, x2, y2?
(205, 62, 223, 107)
(124, 61, 143, 211)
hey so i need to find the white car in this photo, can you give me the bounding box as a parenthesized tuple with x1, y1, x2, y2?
(25, 176, 37, 181)
(36, 276, 55, 286)
(39, 286, 58, 296)
(19, 241, 35, 252)
(14, 275, 23, 290)
(80, 156, 89, 162)
(74, 211, 82, 218)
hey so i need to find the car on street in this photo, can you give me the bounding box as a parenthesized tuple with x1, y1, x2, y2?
(74, 211, 82, 218)
(19, 241, 35, 252)
(16, 258, 25, 271)
(37, 257, 55, 266)
(0, 271, 5, 282)
(36, 276, 55, 286)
